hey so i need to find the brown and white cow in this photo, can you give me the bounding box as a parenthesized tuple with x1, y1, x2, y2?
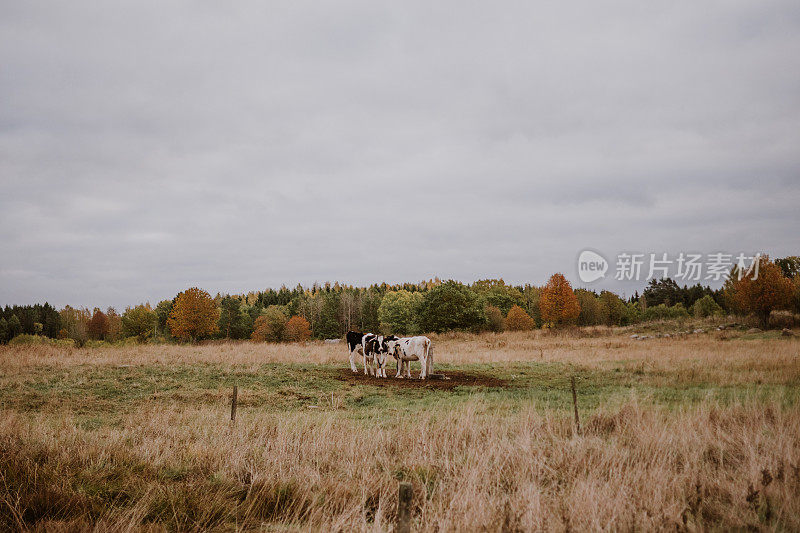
(386, 336, 433, 379)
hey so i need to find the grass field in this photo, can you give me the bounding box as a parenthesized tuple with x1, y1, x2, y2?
(2, 326, 800, 531)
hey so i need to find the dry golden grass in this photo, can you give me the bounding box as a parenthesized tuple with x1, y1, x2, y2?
(3, 329, 798, 387)
(1, 328, 799, 531)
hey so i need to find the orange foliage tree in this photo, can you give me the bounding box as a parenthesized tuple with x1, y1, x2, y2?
(730, 255, 793, 328)
(539, 273, 581, 326)
(505, 305, 534, 330)
(87, 308, 109, 340)
(167, 287, 219, 342)
(284, 315, 312, 342)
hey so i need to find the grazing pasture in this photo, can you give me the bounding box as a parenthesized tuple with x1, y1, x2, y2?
(1, 328, 799, 531)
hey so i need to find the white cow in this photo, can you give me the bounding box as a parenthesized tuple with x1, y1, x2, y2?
(387, 336, 433, 379)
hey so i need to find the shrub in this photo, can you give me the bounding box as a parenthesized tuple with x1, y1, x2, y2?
(691, 295, 724, 318)
(768, 311, 795, 329)
(506, 305, 535, 331)
(485, 305, 505, 332)
(642, 303, 690, 322)
(8, 334, 51, 346)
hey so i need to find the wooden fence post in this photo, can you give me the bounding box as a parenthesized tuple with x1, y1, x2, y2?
(231, 385, 238, 422)
(571, 376, 580, 435)
(396, 482, 412, 533)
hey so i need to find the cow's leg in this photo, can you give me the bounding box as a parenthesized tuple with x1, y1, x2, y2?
(363, 352, 369, 375)
(405, 360, 412, 379)
(420, 345, 431, 379)
(425, 341, 433, 377)
(349, 348, 359, 373)
(395, 358, 403, 378)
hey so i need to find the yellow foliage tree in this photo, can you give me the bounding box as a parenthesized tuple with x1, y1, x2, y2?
(505, 305, 534, 330)
(167, 287, 219, 342)
(539, 273, 581, 326)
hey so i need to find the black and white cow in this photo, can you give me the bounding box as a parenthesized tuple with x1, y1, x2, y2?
(362, 333, 385, 377)
(376, 335, 399, 378)
(347, 330, 387, 376)
(346, 331, 368, 373)
(386, 336, 433, 379)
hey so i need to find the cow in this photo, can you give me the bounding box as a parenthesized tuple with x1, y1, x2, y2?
(362, 333, 384, 377)
(376, 335, 399, 378)
(386, 336, 433, 379)
(346, 331, 368, 373)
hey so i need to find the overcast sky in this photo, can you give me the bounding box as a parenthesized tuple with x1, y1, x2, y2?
(2, 1, 799, 309)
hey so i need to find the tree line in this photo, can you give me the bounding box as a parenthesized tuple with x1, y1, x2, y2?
(1, 255, 798, 345)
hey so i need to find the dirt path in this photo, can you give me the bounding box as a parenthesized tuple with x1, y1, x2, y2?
(334, 367, 508, 390)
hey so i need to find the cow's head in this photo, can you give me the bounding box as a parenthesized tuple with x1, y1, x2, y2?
(381, 335, 398, 354)
(385, 339, 402, 360)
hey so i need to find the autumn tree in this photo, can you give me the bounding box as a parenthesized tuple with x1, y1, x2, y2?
(106, 307, 123, 342)
(87, 308, 109, 340)
(284, 315, 311, 342)
(729, 255, 794, 328)
(251, 306, 288, 342)
(539, 273, 581, 326)
(505, 304, 534, 331)
(167, 288, 219, 342)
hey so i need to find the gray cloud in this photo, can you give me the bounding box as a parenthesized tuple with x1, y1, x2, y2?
(2, 0, 799, 308)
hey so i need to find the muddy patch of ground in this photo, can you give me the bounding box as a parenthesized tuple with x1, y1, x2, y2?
(334, 367, 509, 390)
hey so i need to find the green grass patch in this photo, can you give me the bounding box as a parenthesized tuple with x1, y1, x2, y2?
(2, 360, 798, 425)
